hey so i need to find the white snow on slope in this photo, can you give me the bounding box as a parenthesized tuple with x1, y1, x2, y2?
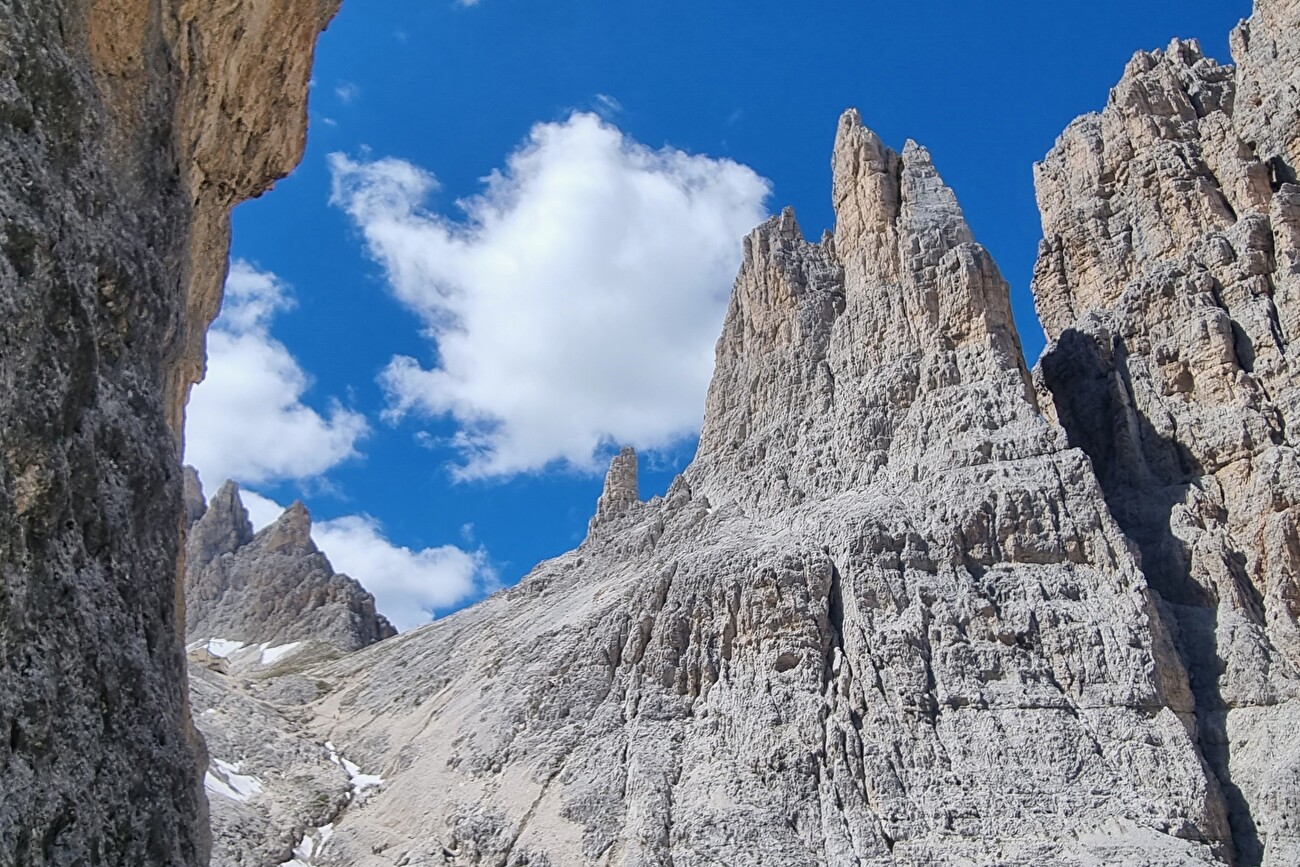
(277, 744, 382, 867)
(325, 741, 384, 799)
(204, 758, 263, 802)
(259, 641, 302, 666)
(188, 638, 246, 658)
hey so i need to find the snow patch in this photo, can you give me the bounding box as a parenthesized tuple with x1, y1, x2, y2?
(204, 758, 263, 802)
(325, 741, 385, 800)
(276, 743, 382, 866)
(259, 641, 303, 666)
(278, 818, 340, 865)
(188, 638, 246, 658)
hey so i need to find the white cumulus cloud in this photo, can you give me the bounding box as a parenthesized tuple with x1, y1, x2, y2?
(237, 489, 492, 631)
(314, 515, 493, 631)
(329, 112, 770, 479)
(185, 261, 368, 487)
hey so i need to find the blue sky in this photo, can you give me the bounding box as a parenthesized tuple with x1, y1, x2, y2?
(185, 0, 1250, 630)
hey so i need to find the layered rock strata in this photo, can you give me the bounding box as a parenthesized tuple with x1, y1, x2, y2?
(284, 110, 1245, 865)
(185, 478, 396, 653)
(0, 1, 337, 863)
(1033, 2, 1300, 862)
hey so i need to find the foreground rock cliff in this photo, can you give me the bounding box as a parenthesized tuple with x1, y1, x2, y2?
(200, 3, 1295, 865)
(0, 1, 337, 864)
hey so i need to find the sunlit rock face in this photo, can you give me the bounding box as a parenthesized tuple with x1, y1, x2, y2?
(0, 0, 336, 863)
(1033, 1, 1300, 862)
(273, 110, 1258, 866)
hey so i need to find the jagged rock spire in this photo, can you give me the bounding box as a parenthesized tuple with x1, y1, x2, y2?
(589, 446, 639, 532)
(693, 109, 1037, 515)
(258, 500, 317, 555)
(184, 483, 395, 651)
(186, 479, 255, 574)
(182, 465, 207, 528)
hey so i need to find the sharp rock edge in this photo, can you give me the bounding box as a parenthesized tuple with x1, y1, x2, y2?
(184, 473, 396, 655)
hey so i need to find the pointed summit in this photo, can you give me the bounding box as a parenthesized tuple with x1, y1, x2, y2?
(185, 493, 395, 652)
(694, 110, 1035, 514)
(186, 479, 255, 572)
(182, 465, 207, 528)
(589, 447, 640, 533)
(257, 500, 316, 555)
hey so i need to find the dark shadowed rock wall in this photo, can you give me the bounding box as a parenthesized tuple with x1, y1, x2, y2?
(0, 0, 338, 863)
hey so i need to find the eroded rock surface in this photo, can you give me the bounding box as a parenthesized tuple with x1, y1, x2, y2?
(186, 477, 396, 653)
(0, 1, 337, 864)
(1033, 2, 1300, 862)
(273, 108, 1250, 866)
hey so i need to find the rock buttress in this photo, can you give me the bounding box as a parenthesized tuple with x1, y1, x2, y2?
(1033, 2, 1300, 862)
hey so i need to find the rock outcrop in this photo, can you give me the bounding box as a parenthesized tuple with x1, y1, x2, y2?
(589, 446, 641, 532)
(0, 1, 337, 864)
(185, 478, 396, 653)
(269, 110, 1267, 866)
(1033, 2, 1300, 862)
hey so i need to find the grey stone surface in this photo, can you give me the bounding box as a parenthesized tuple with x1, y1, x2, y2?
(0, 0, 337, 864)
(186, 480, 396, 654)
(589, 446, 641, 533)
(1033, 2, 1300, 862)
(264, 107, 1264, 865)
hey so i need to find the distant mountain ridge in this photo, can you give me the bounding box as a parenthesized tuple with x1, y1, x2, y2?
(184, 467, 396, 654)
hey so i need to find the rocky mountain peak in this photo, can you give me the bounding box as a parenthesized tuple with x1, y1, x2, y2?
(589, 446, 640, 532)
(186, 478, 255, 573)
(693, 110, 1034, 515)
(184, 482, 395, 653)
(257, 499, 317, 555)
(183, 465, 207, 527)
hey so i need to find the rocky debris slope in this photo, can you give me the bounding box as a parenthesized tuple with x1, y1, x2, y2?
(192, 662, 387, 867)
(1033, 1, 1300, 862)
(0, 1, 337, 863)
(185, 474, 396, 654)
(278, 108, 1249, 865)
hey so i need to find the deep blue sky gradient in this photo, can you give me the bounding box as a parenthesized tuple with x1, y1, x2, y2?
(227, 0, 1251, 600)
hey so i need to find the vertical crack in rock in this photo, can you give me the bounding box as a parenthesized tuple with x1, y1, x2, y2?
(1032, 2, 1300, 862)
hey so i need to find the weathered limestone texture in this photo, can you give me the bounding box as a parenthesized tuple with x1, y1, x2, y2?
(279, 111, 1237, 866)
(0, 0, 337, 863)
(193, 663, 374, 867)
(185, 477, 396, 653)
(1033, 2, 1300, 863)
(589, 446, 641, 533)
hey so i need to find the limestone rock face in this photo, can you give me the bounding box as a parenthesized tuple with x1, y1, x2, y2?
(185, 464, 209, 527)
(1032, 2, 1300, 862)
(276, 112, 1244, 866)
(185, 480, 396, 653)
(0, 1, 336, 863)
(589, 446, 641, 532)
